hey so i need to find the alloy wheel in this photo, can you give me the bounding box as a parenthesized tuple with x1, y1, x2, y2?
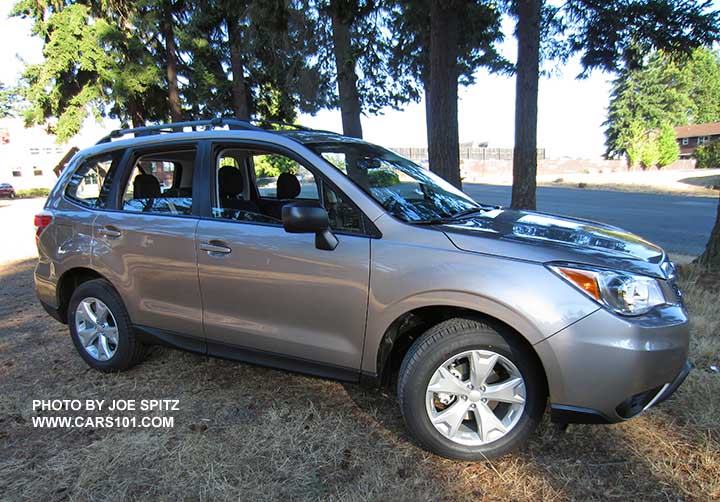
(425, 349, 526, 446)
(74, 297, 119, 361)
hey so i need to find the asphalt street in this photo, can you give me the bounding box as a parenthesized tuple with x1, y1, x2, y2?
(463, 184, 718, 256)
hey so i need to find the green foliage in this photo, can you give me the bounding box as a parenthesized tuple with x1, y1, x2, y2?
(694, 141, 720, 169)
(313, 0, 421, 114)
(13, 0, 334, 139)
(561, 1, 720, 75)
(16, 188, 51, 198)
(254, 154, 298, 178)
(605, 48, 720, 163)
(0, 83, 21, 118)
(657, 123, 680, 168)
(388, 0, 509, 95)
(182, 0, 332, 122)
(367, 169, 400, 187)
(13, 2, 167, 141)
(639, 133, 659, 170)
(623, 121, 645, 168)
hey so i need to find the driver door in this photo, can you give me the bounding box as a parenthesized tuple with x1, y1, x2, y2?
(196, 143, 371, 378)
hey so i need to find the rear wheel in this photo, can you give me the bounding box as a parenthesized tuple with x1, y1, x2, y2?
(398, 318, 545, 460)
(68, 279, 146, 372)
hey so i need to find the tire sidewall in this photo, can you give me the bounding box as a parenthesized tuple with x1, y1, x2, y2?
(68, 280, 136, 372)
(400, 325, 545, 460)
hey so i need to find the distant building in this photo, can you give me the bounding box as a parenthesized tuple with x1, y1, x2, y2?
(0, 117, 70, 190)
(674, 122, 720, 158)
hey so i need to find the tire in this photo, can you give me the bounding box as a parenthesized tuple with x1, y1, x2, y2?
(398, 318, 546, 460)
(67, 279, 146, 372)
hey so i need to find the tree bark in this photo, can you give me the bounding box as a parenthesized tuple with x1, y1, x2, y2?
(162, 3, 182, 122)
(330, 0, 363, 139)
(511, 0, 541, 210)
(127, 96, 145, 128)
(696, 192, 720, 268)
(226, 17, 251, 120)
(427, 0, 461, 189)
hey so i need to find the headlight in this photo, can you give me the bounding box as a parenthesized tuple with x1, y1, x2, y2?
(549, 265, 667, 316)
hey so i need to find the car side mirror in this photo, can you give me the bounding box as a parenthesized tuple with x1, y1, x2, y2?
(282, 201, 338, 251)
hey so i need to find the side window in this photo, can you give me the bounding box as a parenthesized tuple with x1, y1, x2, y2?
(121, 149, 195, 215)
(211, 146, 367, 234)
(323, 182, 365, 234)
(212, 148, 319, 224)
(253, 153, 319, 200)
(65, 154, 116, 208)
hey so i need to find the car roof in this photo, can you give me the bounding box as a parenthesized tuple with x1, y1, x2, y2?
(81, 119, 373, 159)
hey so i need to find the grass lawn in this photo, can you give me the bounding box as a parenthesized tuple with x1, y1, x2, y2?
(0, 258, 717, 501)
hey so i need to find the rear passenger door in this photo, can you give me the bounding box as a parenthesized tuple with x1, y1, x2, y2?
(195, 142, 371, 377)
(91, 142, 205, 343)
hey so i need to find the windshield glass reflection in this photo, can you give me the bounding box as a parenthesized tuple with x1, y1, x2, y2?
(308, 142, 480, 222)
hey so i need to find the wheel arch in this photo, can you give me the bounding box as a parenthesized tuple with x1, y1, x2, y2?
(373, 304, 549, 397)
(55, 267, 112, 323)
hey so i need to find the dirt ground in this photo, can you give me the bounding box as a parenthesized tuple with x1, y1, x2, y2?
(0, 200, 718, 501)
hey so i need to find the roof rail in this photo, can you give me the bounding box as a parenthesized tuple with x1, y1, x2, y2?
(95, 117, 264, 144)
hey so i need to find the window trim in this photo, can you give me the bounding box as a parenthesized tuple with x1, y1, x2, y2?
(108, 141, 200, 218)
(206, 140, 380, 238)
(63, 151, 121, 210)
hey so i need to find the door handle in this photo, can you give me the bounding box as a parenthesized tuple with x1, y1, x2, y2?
(200, 241, 232, 255)
(98, 226, 122, 238)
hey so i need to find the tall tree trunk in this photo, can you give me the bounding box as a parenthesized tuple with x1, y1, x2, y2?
(330, 0, 363, 139)
(127, 96, 145, 128)
(427, 0, 461, 189)
(227, 17, 251, 120)
(162, 3, 182, 122)
(696, 192, 720, 268)
(511, 0, 541, 210)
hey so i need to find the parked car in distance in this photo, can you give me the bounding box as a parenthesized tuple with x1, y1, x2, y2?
(34, 118, 691, 460)
(0, 182, 15, 199)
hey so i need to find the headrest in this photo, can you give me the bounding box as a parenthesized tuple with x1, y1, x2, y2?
(133, 173, 161, 199)
(218, 166, 244, 197)
(277, 172, 301, 199)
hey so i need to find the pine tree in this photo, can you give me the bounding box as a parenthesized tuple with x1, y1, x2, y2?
(388, 0, 507, 188)
(657, 122, 679, 168)
(510, 0, 720, 209)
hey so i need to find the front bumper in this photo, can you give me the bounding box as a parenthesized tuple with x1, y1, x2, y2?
(535, 304, 690, 423)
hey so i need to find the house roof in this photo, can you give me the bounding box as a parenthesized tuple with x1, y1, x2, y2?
(674, 122, 720, 139)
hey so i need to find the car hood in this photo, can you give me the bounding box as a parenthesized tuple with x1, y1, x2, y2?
(439, 208, 670, 278)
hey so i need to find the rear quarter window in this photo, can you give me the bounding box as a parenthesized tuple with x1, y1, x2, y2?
(65, 153, 119, 209)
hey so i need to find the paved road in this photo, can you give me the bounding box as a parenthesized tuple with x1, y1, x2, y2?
(463, 184, 718, 256)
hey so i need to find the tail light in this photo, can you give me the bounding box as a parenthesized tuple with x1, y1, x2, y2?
(34, 212, 53, 245)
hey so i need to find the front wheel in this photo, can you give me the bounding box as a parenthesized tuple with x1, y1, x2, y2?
(398, 318, 546, 460)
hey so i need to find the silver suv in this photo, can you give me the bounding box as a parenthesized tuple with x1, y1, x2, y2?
(35, 118, 690, 459)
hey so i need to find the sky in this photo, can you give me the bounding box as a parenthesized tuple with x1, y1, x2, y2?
(0, 4, 613, 158)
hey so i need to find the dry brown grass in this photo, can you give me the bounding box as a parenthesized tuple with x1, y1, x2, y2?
(539, 180, 719, 198)
(0, 259, 718, 501)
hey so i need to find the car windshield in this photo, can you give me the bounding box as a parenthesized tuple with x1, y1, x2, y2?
(307, 141, 481, 223)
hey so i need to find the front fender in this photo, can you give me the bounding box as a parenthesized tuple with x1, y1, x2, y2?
(361, 234, 600, 375)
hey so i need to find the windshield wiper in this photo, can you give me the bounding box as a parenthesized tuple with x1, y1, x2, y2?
(406, 207, 490, 226)
(450, 206, 489, 219)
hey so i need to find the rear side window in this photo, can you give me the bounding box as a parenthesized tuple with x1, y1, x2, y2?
(65, 154, 117, 208)
(121, 148, 196, 216)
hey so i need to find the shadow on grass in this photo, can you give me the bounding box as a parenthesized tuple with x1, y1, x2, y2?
(678, 174, 720, 188)
(0, 258, 713, 500)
